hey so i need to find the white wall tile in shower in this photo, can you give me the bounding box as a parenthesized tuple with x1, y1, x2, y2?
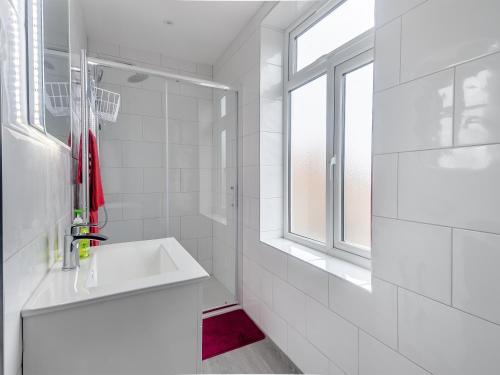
(454, 52, 500, 147)
(372, 216, 452, 304)
(330, 276, 397, 349)
(373, 69, 454, 154)
(373, 18, 400, 91)
(359, 331, 430, 375)
(142, 116, 166, 142)
(453, 229, 500, 325)
(122, 141, 163, 168)
(401, 0, 500, 82)
(398, 145, 500, 234)
(372, 154, 397, 217)
(398, 288, 500, 375)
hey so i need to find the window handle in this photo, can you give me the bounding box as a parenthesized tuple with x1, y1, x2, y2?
(329, 155, 337, 180)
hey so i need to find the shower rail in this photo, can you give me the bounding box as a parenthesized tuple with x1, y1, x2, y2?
(87, 57, 234, 91)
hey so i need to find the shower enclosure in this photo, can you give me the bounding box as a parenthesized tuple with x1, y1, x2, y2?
(80, 53, 239, 311)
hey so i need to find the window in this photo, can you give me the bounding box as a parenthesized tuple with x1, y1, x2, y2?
(289, 75, 327, 243)
(292, 0, 374, 72)
(285, 0, 374, 260)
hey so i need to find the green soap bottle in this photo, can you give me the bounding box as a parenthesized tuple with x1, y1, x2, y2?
(73, 209, 91, 259)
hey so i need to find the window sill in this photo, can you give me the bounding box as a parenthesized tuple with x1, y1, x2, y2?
(261, 237, 372, 291)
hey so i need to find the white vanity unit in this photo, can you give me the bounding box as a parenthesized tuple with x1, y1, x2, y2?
(22, 238, 209, 375)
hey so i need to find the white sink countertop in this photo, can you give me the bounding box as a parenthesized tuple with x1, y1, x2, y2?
(22, 238, 209, 317)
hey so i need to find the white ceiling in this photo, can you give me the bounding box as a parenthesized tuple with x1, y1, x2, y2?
(81, 0, 265, 64)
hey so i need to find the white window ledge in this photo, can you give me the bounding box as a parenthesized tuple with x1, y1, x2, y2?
(261, 237, 372, 291)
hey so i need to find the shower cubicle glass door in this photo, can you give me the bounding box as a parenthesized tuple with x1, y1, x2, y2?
(89, 63, 238, 311)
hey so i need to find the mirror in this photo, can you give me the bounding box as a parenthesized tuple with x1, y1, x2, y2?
(27, 0, 71, 145)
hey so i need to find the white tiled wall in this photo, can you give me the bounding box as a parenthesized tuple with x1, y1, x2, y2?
(1, 0, 78, 374)
(216, 1, 500, 374)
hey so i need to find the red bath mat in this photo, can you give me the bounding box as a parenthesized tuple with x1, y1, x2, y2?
(202, 308, 265, 360)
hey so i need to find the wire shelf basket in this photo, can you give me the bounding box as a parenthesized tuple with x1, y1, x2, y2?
(45, 82, 71, 117)
(94, 86, 121, 122)
(44, 82, 121, 123)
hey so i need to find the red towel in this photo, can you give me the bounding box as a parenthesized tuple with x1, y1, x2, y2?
(75, 131, 105, 245)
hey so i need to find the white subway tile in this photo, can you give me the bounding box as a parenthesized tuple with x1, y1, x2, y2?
(99, 194, 123, 222)
(287, 326, 329, 375)
(242, 165, 259, 198)
(242, 283, 261, 325)
(259, 241, 287, 280)
(168, 216, 181, 238)
(374, 18, 400, 91)
(104, 220, 144, 244)
(453, 229, 500, 324)
(168, 192, 199, 216)
(101, 168, 143, 194)
(398, 288, 500, 375)
(260, 165, 283, 199)
(122, 193, 162, 219)
(359, 331, 430, 375)
(330, 276, 397, 349)
(372, 154, 397, 217)
(401, 0, 500, 81)
(306, 297, 358, 375)
(144, 168, 166, 193)
(261, 27, 284, 66)
(142, 117, 166, 143)
(143, 218, 167, 239)
(398, 145, 500, 234)
(260, 304, 288, 352)
(122, 141, 163, 168)
(273, 276, 307, 335)
(375, 0, 426, 27)
(261, 63, 283, 101)
(180, 169, 200, 192)
(242, 133, 259, 166)
(454, 52, 500, 146)
(372, 217, 452, 304)
(167, 94, 198, 121)
(260, 197, 283, 232)
(100, 140, 122, 167)
(288, 257, 329, 306)
(197, 238, 213, 261)
(260, 132, 282, 166)
(373, 69, 453, 154)
(100, 114, 142, 141)
(180, 215, 212, 239)
(242, 98, 260, 136)
(121, 87, 163, 117)
(261, 99, 283, 133)
(168, 144, 198, 169)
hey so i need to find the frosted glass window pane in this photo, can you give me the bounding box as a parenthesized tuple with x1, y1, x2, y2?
(343, 63, 373, 250)
(296, 0, 374, 71)
(290, 75, 327, 243)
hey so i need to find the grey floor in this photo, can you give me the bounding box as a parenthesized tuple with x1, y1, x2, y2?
(202, 337, 301, 374)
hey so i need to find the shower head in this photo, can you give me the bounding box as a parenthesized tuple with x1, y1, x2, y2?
(127, 72, 149, 83)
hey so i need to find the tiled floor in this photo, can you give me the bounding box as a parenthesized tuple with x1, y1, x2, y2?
(202, 338, 301, 374)
(203, 277, 236, 311)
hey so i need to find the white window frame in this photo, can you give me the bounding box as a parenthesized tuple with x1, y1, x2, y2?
(284, 0, 374, 265)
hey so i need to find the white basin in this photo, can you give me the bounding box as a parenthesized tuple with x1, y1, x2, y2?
(85, 242, 177, 289)
(22, 237, 209, 375)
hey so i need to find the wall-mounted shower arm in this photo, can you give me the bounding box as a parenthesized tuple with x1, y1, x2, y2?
(87, 56, 235, 91)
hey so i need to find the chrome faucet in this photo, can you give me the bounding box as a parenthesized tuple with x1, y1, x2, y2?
(63, 225, 108, 270)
